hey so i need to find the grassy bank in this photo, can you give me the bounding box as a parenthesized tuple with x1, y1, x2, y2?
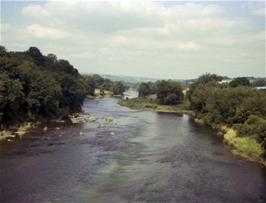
(223, 127, 266, 167)
(194, 119, 266, 167)
(119, 97, 192, 114)
(121, 97, 266, 167)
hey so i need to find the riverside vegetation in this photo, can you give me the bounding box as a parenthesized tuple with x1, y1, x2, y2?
(121, 74, 266, 166)
(0, 46, 127, 140)
(1, 46, 265, 166)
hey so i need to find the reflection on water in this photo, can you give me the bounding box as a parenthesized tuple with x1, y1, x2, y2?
(0, 98, 266, 203)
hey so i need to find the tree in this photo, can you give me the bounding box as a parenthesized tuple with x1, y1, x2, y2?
(112, 81, 126, 95)
(0, 47, 87, 124)
(102, 78, 112, 90)
(165, 93, 179, 105)
(26, 46, 46, 66)
(0, 45, 7, 55)
(59, 75, 87, 112)
(252, 79, 266, 87)
(0, 73, 24, 122)
(197, 73, 223, 84)
(92, 74, 105, 87)
(229, 77, 250, 87)
(156, 80, 183, 105)
(187, 73, 222, 104)
(138, 82, 151, 97)
(84, 75, 96, 96)
(47, 53, 57, 63)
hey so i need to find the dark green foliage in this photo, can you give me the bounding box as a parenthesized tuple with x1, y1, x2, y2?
(0, 47, 87, 124)
(189, 85, 266, 125)
(164, 93, 179, 105)
(59, 75, 86, 112)
(187, 73, 222, 103)
(0, 46, 7, 54)
(196, 73, 223, 84)
(137, 80, 183, 105)
(102, 79, 113, 91)
(229, 77, 250, 87)
(26, 47, 46, 66)
(137, 82, 156, 97)
(91, 74, 105, 87)
(112, 81, 126, 95)
(188, 74, 266, 152)
(83, 74, 116, 96)
(47, 53, 57, 63)
(0, 73, 24, 123)
(138, 82, 151, 97)
(83, 75, 96, 96)
(252, 79, 266, 87)
(236, 115, 266, 150)
(156, 80, 183, 105)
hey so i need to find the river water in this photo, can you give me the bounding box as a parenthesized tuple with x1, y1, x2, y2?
(0, 97, 265, 203)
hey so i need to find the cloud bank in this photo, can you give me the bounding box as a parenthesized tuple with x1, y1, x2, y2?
(1, 1, 265, 79)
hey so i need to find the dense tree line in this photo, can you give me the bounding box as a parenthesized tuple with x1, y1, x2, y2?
(83, 74, 127, 96)
(229, 77, 250, 87)
(138, 80, 184, 105)
(0, 46, 87, 124)
(188, 74, 266, 154)
(252, 78, 266, 87)
(138, 82, 156, 97)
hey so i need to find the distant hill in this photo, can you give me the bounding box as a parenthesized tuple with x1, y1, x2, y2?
(101, 74, 265, 83)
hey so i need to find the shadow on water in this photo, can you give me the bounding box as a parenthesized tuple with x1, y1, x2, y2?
(0, 98, 266, 203)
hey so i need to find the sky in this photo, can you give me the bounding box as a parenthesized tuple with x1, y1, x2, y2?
(1, 0, 265, 79)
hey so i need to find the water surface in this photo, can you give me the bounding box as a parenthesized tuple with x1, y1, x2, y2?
(0, 98, 265, 203)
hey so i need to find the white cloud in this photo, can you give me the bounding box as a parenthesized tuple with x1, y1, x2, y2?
(22, 5, 50, 18)
(1, 1, 264, 78)
(26, 24, 70, 39)
(20, 1, 227, 32)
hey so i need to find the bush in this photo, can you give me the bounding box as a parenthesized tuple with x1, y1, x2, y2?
(164, 93, 179, 105)
(229, 77, 250, 88)
(156, 80, 183, 105)
(112, 81, 126, 95)
(236, 115, 266, 149)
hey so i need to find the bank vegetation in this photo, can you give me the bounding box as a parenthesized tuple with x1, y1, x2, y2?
(122, 74, 266, 166)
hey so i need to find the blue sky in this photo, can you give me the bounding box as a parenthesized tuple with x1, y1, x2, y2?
(1, 0, 265, 79)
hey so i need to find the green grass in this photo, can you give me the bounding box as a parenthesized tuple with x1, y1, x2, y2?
(119, 97, 192, 113)
(223, 128, 265, 166)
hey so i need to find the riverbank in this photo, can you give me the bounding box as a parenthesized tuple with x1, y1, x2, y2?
(223, 128, 265, 166)
(119, 97, 193, 114)
(194, 119, 266, 167)
(0, 111, 118, 142)
(121, 97, 266, 167)
(0, 122, 40, 142)
(0, 90, 117, 143)
(0, 120, 69, 142)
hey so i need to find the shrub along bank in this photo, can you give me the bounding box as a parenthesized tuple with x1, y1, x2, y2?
(123, 74, 266, 166)
(188, 74, 266, 165)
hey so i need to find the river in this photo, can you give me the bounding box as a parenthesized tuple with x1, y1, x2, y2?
(0, 97, 265, 203)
